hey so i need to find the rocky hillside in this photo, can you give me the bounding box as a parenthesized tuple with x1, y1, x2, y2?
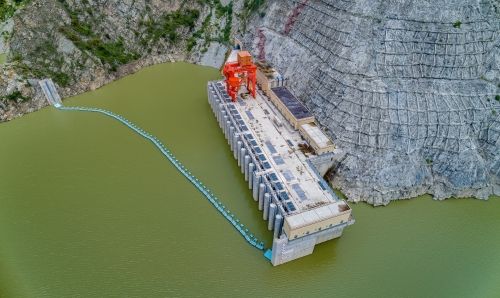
(241, 0, 500, 204)
(0, 0, 240, 121)
(2, 0, 500, 205)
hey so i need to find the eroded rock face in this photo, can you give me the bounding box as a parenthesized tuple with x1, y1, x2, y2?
(0, 0, 232, 122)
(241, 0, 500, 204)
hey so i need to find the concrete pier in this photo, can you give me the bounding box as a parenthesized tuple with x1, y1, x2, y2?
(273, 214, 283, 239)
(236, 141, 241, 160)
(263, 193, 270, 220)
(244, 156, 250, 181)
(248, 162, 254, 188)
(229, 126, 235, 150)
(268, 203, 276, 230)
(252, 173, 259, 200)
(258, 183, 265, 203)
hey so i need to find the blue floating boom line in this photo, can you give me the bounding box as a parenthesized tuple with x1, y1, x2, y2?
(55, 105, 264, 251)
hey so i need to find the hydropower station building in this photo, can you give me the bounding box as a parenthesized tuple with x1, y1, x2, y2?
(208, 46, 355, 266)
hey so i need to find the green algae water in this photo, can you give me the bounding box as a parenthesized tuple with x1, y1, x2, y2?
(1, 62, 499, 297)
(0, 53, 7, 64)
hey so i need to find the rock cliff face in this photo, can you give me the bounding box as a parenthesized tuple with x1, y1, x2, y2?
(0, 0, 233, 121)
(2, 0, 500, 205)
(241, 0, 500, 204)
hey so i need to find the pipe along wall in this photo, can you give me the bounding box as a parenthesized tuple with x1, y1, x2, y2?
(55, 105, 265, 251)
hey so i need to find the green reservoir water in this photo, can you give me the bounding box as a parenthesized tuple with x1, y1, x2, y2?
(1, 62, 499, 297)
(0, 53, 8, 64)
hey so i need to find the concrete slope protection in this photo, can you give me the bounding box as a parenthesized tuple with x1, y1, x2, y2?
(55, 105, 266, 252)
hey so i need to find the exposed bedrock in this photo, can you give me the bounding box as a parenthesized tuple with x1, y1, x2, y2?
(241, 0, 500, 205)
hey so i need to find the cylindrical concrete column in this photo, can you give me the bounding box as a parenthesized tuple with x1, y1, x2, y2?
(248, 163, 254, 189)
(225, 121, 231, 140)
(268, 203, 276, 230)
(239, 148, 245, 166)
(258, 183, 265, 202)
(229, 126, 234, 149)
(232, 135, 238, 155)
(236, 141, 242, 160)
(244, 156, 250, 181)
(241, 154, 247, 174)
(260, 192, 269, 211)
(274, 214, 283, 239)
(253, 173, 259, 200)
(263, 193, 270, 220)
(223, 115, 228, 133)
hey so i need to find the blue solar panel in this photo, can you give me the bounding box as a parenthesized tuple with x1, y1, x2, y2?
(258, 154, 267, 161)
(269, 173, 278, 181)
(236, 97, 246, 106)
(280, 192, 289, 200)
(245, 111, 255, 120)
(264, 109, 270, 115)
(292, 184, 307, 201)
(287, 202, 296, 211)
(239, 120, 245, 125)
(318, 181, 327, 190)
(242, 126, 248, 131)
(283, 170, 294, 181)
(286, 140, 293, 147)
(276, 182, 284, 190)
(254, 147, 262, 153)
(247, 134, 254, 139)
(273, 156, 285, 165)
(251, 140, 257, 146)
(236, 115, 242, 119)
(265, 141, 277, 154)
(263, 162, 271, 169)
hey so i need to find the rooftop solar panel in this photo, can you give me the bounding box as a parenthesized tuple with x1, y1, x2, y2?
(245, 111, 255, 120)
(283, 170, 294, 181)
(263, 162, 271, 169)
(264, 109, 270, 115)
(242, 126, 249, 131)
(265, 141, 277, 154)
(286, 140, 294, 147)
(239, 120, 245, 125)
(280, 192, 289, 200)
(269, 173, 278, 181)
(251, 140, 257, 146)
(254, 147, 262, 153)
(258, 154, 267, 161)
(273, 156, 285, 165)
(247, 134, 254, 139)
(236, 115, 242, 119)
(236, 97, 246, 106)
(270, 87, 313, 120)
(287, 202, 296, 211)
(276, 182, 284, 190)
(292, 184, 307, 201)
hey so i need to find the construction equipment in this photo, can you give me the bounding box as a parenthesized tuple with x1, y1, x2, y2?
(222, 51, 258, 102)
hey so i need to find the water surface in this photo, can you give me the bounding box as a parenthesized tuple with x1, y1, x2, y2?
(0, 62, 499, 297)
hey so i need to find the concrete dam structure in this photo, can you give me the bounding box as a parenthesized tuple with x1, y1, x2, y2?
(208, 48, 354, 265)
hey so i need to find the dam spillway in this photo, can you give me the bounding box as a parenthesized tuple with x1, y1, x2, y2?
(207, 76, 355, 266)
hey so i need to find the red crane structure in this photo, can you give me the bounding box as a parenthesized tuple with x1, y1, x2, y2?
(222, 51, 258, 102)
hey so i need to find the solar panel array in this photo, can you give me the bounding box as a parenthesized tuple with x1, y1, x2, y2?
(283, 170, 295, 181)
(273, 156, 285, 165)
(265, 141, 277, 154)
(286, 202, 297, 211)
(263, 162, 271, 169)
(245, 111, 255, 120)
(269, 173, 278, 181)
(292, 184, 307, 200)
(236, 97, 246, 106)
(275, 182, 284, 190)
(258, 154, 267, 161)
(286, 139, 294, 147)
(280, 191, 290, 200)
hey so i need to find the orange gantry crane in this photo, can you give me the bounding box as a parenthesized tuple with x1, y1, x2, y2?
(222, 51, 257, 102)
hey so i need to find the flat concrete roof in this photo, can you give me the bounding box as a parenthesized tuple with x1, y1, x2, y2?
(286, 203, 348, 230)
(301, 123, 333, 148)
(271, 86, 312, 120)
